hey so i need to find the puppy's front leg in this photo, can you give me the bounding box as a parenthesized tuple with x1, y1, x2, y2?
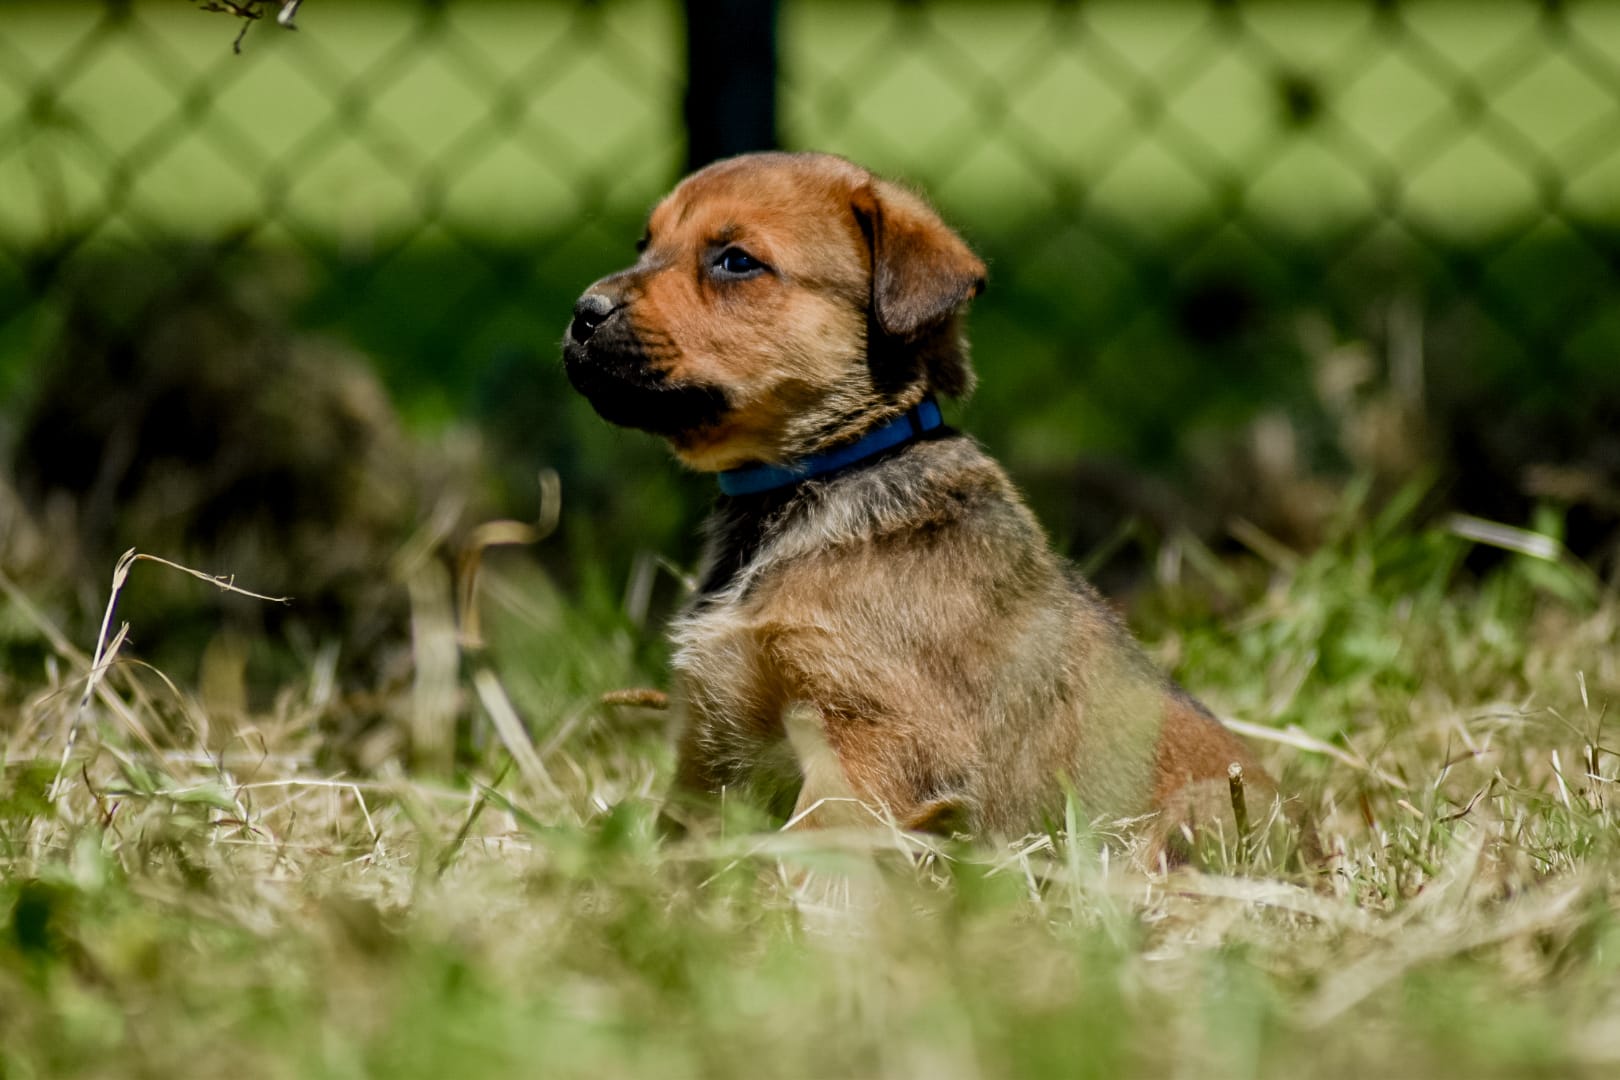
(659, 702, 806, 837)
(782, 703, 873, 830)
(778, 703, 896, 921)
(781, 703, 968, 834)
(656, 717, 726, 839)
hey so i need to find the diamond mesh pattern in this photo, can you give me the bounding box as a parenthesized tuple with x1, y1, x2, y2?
(1, 1, 1617, 472)
(784, 0, 1620, 470)
(0, 1, 680, 410)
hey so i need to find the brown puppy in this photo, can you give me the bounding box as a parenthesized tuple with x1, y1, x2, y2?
(564, 152, 1293, 859)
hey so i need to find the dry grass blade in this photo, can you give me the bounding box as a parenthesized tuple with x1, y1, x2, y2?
(127, 552, 293, 604)
(1446, 513, 1564, 561)
(1228, 516, 1302, 569)
(456, 468, 561, 649)
(80, 549, 290, 717)
(1302, 882, 1590, 1028)
(1223, 715, 1409, 790)
(46, 549, 291, 805)
(1152, 873, 1374, 931)
(471, 666, 560, 800)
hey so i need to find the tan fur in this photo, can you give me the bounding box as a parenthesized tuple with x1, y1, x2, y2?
(563, 152, 1305, 860)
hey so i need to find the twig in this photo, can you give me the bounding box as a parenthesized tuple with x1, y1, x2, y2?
(600, 688, 670, 710)
(1224, 761, 1250, 854)
(190, 0, 304, 54)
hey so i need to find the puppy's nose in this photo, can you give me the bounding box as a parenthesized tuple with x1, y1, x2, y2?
(570, 293, 617, 343)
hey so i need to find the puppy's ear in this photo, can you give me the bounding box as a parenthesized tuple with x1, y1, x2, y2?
(854, 179, 987, 341)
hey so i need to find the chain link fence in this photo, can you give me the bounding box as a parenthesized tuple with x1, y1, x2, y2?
(0, 1, 680, 406)
(3, 0, 1619, 557)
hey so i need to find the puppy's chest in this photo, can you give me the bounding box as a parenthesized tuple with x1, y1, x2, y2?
(666, 506, 818, 770)
(668, 587, 783, 738)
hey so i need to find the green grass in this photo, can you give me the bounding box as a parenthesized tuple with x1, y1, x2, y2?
(3, 491, 1619, 1078)
(2, 12, 1619, 1066)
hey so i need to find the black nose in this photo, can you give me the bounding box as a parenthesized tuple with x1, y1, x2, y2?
(570, 293, 616, 343)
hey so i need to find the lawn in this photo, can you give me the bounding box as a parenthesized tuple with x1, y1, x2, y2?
(3, 493, 1619, 1077)
(3, 6, 1620, 1075)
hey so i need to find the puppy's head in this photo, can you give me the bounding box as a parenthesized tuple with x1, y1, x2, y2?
(562, 152, 986, 471)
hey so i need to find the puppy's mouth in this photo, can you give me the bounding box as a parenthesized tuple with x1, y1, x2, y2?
(563, 335, 731, 440)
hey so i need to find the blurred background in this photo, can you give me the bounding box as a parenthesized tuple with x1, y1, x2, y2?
(1, 0, 1618, 714)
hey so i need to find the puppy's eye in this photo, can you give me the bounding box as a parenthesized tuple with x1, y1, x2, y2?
(713, 247, 767, 277)
(636, 233, 651, 254)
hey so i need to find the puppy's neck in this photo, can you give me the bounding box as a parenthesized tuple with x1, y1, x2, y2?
(694, 429, 984, 604)
(718, 395, 943, 497)
(768, 315, 972, 463)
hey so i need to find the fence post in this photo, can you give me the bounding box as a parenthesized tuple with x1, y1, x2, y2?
(682, 0, 779, 170)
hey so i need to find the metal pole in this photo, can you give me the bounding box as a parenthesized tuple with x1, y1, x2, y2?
(683, 0, 779, 171)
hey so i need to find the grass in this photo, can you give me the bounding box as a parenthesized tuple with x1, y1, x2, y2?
(3, 488, 1620, 1078)
(2, 5, 1619, 1071)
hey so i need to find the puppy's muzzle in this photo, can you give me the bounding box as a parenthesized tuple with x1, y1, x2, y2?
(569, 292, 616, 344)
(562, 288, 731, 439)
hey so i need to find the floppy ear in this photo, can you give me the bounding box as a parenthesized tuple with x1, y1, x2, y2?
(855, 179, 987, 341)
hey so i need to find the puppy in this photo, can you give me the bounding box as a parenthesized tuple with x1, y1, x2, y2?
(564, 152, 1294, 860)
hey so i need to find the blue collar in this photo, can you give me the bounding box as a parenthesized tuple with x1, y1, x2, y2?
(717, 397, 945, 497)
